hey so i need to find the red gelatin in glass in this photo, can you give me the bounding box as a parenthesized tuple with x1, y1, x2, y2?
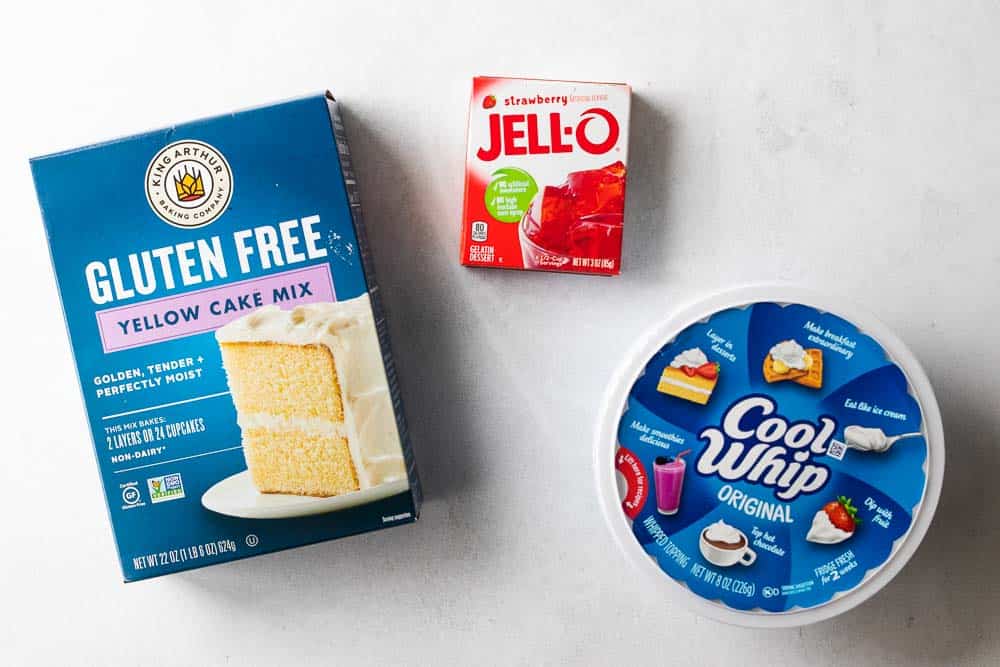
(568, 215, 624, 258)
(567, 161, 626, 217)
(526, 185, 576, 254)
(522, 161, 626, 266)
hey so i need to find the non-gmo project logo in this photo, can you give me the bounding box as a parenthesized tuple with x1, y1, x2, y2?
(147, 473, 186, 504)
(145, 140, 233, 228)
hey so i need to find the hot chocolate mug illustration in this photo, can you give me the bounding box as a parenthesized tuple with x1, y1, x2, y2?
(699, 520, 757, 567)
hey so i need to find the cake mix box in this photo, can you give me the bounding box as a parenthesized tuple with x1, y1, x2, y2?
(30, 93, 421, 581)
(460, 76, 631, 275)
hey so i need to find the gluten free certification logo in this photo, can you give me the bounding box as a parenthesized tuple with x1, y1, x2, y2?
(120, 481, 145, 510)
(145, 140, 233, 228)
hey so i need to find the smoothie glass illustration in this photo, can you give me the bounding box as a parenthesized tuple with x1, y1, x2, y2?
(653, 452, 688, 515)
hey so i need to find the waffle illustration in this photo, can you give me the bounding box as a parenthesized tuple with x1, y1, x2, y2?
(796, 349, 823, 389)
(763, 342, 823, 390)
(762, 356, 809, 384)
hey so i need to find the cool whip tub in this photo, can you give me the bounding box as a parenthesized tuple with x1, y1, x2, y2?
(595, 286, 944, 626)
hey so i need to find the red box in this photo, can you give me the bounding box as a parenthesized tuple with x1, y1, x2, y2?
(460, 77, 631, 275)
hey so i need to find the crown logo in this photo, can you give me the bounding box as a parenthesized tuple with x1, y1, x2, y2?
(173, 166, 205, 202)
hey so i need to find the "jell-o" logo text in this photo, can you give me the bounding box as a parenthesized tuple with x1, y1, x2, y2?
(476, 109, 621, 161)
(696, 396, 835, 501)
(461, 77, 631, 276)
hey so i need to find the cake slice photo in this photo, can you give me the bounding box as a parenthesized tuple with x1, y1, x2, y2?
(763, 339, 823, 389)
(656, 347, 719, 405)
(212, 294, 408, 507)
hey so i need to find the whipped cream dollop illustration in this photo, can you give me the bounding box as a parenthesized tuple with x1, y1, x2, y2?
(704, 520, 742, 545)
(769, 339, 809, 369)
(844, 425, 891, 453)
(806, 510, 852, 544)
(671, 347, 708, 368)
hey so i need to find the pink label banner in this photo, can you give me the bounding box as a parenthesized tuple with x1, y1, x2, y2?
(96, 264, 335, 353)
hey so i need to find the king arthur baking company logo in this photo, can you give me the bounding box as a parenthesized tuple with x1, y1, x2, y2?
(145, 140, 233, 228)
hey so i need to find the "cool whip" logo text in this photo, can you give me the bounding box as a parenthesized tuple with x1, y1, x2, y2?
(696, 396, 835, 501)
(476, 108, 620, 162)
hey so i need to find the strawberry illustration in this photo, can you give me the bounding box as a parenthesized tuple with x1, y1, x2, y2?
(823, 496, 860, 533)
(483, 95, 496, 109)
(695, 362, 720, 380)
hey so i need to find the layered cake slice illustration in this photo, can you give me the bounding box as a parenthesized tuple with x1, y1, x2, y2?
(763, 339, 823, 389)
(216, 294, 407, 497)
(656, 348, 719, 405)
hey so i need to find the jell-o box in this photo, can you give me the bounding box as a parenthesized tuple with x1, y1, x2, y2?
(460, 77, 631, 275)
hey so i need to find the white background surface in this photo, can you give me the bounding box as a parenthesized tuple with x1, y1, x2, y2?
(2, 2, 999, 665)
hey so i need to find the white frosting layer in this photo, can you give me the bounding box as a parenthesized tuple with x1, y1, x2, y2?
(659, 376, 712, 395)
(238, 413, 348, 438)
(844, 425, 890, 453)
(217, 294, 406, 489)
(806, 509, 853, 544)
(670, 347, 708, 368)
(769, 339, 809, 370)
(704, 520, 742, 545)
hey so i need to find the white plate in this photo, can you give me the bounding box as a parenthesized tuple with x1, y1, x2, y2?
(201, 471, 410, 519)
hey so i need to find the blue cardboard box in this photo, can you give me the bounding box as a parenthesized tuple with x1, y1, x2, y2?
(31, 93, 421, 581)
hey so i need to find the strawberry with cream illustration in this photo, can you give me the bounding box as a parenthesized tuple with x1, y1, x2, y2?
(807, 496, 860, 544)
(656, 348, 720, 405)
